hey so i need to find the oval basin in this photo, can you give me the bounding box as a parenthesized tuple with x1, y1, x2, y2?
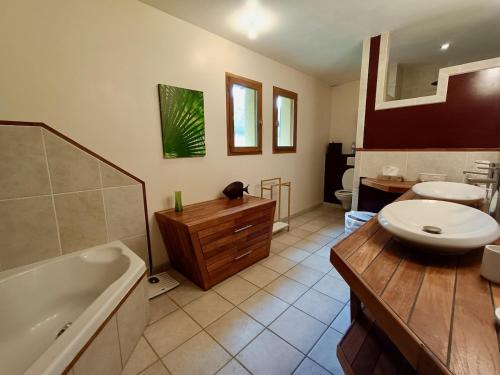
(412, 181, 485, 204)
(378, 200, 500, 254)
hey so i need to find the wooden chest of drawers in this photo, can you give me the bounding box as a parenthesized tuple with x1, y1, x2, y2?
(155, 196, 276, 290)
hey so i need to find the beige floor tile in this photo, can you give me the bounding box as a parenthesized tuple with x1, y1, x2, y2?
(214, 276, 259, 305)
(280, 247, 310, 262)
(301, 254, 333, 273)
(285, 264, 324, 287)
(293, 239, 323, 253)
(317, 225, 344, 238)
(236, 330, 304, 375)
(313, 275, 350, 303)
(264, 276, 308, 304)
(167, 280, 207, 306)
(270, 240, 289, 253)
(162, 331, 231, 375)
(289, 216, 311, 226)
(273, 233, 302, 246)
(206, 308, 264, 355)
(308, 329, 344, 374)
(144, 309, 201, 357)
(328, 267, 343, 280)
(314, 246, 331, 259)
(139, 361, 170, 375)
(288, 227, 314, 238)
(293, 289, 344, 325)
(149, 294, 178, 324)
(294, 358, 332, 374)
(306, 233, 332, 246)
(299, 223, 323, 232)
(330, 304, 351, 334)
(269, 307, 327, 354)
(300, 211, 322, 219)
(217, 359, 250, 375)
(239, 264, 280, 288)
(307, 219, 331, 228)
(184, 292, 233, 327)
(121, 337, 158, 375)
(239, 290, 289, 326)
(261, 254, 297, 273)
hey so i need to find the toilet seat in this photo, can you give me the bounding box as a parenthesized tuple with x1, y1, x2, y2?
(336, 189, 352, 196)
(335, 168, 355, 210)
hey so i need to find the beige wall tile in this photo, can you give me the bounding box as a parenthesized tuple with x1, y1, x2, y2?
(406, 151, 467, 182)
(465, 151, 499, 171)
(104, 185, 146, 240)
(43, 130, 100, 193)
(73, 316, 122, 375)
(0, 125, 50, 199)
(358, 151, 407, 178)
(54, 191, 107, 253)
(121, 337, 158, 375)
(117, 277, 149, 365)
(0, 196, 59, 270)
(100, 162, 140, 188)
(121, 235, 149, 268)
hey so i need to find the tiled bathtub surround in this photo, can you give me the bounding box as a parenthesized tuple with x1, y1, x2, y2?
(352, 150, 500, 209)
(0, 125, 148, 271)
(68, 276, 149, 375)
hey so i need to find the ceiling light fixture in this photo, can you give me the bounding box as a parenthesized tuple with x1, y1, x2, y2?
(230, 0, 275, 40)
(440, 42, 450, 51)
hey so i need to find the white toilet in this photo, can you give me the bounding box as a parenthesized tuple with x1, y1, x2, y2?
(335, 168, 354, 211)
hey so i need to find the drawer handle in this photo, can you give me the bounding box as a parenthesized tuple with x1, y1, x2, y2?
(234, 250, 252, 260)
(234, 224, 253, 234)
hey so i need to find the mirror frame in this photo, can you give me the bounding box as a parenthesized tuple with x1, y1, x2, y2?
(375, 32, 500, 110)
(272, 86, 298, 153)
(225, 72, 263, 156)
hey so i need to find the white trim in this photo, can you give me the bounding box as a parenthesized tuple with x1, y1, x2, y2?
(375, 31, 500, 110)
(355, 38, 371, 148)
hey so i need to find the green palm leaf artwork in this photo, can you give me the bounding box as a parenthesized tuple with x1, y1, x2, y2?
(158, 84, 206, 158)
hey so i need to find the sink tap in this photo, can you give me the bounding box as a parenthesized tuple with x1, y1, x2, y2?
(464, 163, 500, 221)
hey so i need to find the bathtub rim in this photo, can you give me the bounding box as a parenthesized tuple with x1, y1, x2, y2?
(1, 241, 147, 375)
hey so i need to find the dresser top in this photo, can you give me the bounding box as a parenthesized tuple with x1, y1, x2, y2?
(155, 195, 274, 226)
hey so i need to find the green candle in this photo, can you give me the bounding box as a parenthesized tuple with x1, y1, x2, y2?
(175, 191, 183, 212)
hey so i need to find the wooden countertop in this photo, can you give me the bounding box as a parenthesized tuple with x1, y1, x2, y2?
(361, 177, 416, 193)
(330, 191, 500, 375)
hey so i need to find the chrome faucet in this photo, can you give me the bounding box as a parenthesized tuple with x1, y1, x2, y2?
(464, 162, 500, 221)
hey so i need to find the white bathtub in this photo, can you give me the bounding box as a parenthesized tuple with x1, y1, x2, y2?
(0, 241, 146, 375)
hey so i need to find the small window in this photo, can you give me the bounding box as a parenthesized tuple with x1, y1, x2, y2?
(273, 86, 297, 153)
(226, 73, 262, 155)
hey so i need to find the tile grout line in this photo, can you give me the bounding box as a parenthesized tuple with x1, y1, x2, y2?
(40, 127, 63, 255)
(97, 162, 110, 242)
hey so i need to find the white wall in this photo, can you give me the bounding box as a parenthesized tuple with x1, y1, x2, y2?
(0, 0, 331, 269)
(329, 81, 360, 154)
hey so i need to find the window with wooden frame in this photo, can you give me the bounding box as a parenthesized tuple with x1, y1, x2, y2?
(273, 86, 298, 153)
(225, 73, 263, 155)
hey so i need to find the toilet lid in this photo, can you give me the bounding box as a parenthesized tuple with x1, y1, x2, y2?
(342, 168, 354, 190)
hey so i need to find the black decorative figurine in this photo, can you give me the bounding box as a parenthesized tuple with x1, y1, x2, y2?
(223, 181, 249, 200)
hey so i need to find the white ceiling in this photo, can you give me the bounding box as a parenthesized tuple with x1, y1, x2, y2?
(139, 0, 500, 85)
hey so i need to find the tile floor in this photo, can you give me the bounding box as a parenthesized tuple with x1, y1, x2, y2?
(123, 204, 350, 375)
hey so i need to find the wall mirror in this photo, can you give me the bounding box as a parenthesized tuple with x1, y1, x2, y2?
(376, 2, 500, 109)
(273, 86, 297, 153)
(225, 73, 262, 155)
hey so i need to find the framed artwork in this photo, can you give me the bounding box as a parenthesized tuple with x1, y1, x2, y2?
(158, 84, 206, 158)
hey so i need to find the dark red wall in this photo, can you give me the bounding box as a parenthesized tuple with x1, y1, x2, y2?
(363, 36, 500, 149)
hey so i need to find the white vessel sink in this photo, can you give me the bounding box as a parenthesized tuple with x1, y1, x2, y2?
(412, 181, 485, 204)
(378, 200, 500, 253)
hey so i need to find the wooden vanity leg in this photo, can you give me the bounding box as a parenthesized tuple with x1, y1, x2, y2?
(350, 291, 362, 322)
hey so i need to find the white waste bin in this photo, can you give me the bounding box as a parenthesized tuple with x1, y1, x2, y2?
(345, 211, 376, 234)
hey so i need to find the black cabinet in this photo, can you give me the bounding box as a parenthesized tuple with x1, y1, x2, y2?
(324, 143, 354, 204)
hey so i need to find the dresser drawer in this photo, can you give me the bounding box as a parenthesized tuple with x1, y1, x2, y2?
(207, 239, 270, 285)
(200, 214, 273, 257)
